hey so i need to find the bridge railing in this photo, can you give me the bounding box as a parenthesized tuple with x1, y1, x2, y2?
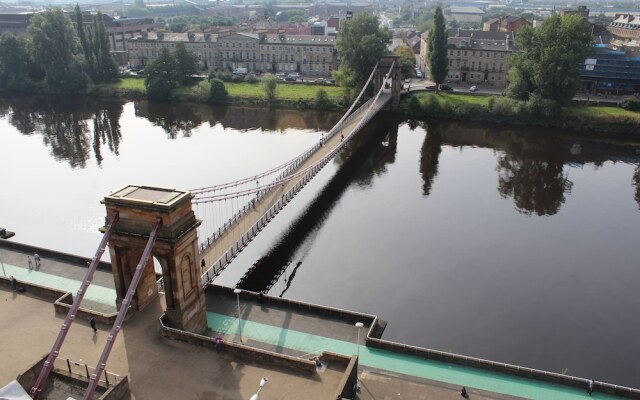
(199, 94, 393, 288)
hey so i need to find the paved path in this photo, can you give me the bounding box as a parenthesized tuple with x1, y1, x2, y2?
(206, 312, 625, 400)
(0, 245, 116, 313)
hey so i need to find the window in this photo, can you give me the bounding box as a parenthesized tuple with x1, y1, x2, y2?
(449, 50, 453, 56)
(470, 74, 474, 79)
(499, 63, 503, 72)
(501, 53, 505, 58)
(457, 50, 460, 56)
(494, 52, 497, 58)
(472, 51, 476, 56)
(449, 60, 452, 66)
(463, 51, 467, 56)
(471, 61, 475, 69)
(479, 51, 482, 57)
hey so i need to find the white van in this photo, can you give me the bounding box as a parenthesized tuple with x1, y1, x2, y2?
(233, 67, 248, 75)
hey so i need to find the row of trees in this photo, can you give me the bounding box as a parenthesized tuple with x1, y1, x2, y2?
(0, 7, 118, 93)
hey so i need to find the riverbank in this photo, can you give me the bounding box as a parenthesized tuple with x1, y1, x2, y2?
(401, 92, 640, 136)
(93, 76, 349, 110)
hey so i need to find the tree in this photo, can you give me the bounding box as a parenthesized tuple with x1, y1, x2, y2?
(144, 47, 178, 100)
(92, 12, 119, 82)
(261, 73, 277, 103)
(28, 8, 88, 92)
(335, 13, 392, 87)
(506, 15, 593, 104)
(209, 78, 227, 101)
(394, 45, 416, 76)
(428, 7, 448, 91)
(75, 5, 94, 76)
(173, 42, 199, 84)
(0, 32, 33, 91)
(315, 88, 330, 109)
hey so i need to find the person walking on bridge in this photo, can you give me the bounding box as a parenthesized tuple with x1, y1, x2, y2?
(90, 317, 97, 333)
(28, 256, 33, 270)
(34, 252, 40, 268)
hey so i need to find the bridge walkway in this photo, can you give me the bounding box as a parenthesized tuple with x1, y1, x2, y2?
(199, 92, 392, 283)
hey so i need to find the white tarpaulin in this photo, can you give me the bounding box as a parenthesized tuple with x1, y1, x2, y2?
(0, 380, 31, 400)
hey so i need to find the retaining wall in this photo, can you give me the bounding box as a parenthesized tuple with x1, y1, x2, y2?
(0, 240, 112, 272)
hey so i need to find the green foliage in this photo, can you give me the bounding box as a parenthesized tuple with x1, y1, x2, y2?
(174, 42, 199, 84)
(428, 7, 448, 88)
(336, 13, 392, 87)
(217, 71, 233, 82)
(245, 73, 258, 83)
(621, 96, 640, 111)
(394, 45, 416, 76)
(144, 47, 178, 100)
(209, 78, 227, 101)
(0, 32, 33, 92)
(92, 12, 119, 83)
(28, 8, 88, 93)
(507, 15, 593, 105)
(261, 73, 278, 102)
(315, 88, 331, 109)
(408, 95, 422, 115)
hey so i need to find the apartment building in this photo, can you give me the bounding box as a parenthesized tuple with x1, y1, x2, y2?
(127, 31, 337, 76)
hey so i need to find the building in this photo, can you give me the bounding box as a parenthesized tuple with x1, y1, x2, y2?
(423, 29, 515, 88)
(127, 31, 218, 70)
(607, 14, 640, 40)
(447, 6, 484, 26)
(580, 44, 640, 95)
(483, 15, 530, 33)
(556, 5, 589, 19)
(0, 13, 32, 34)
(127, 30, 338, 76)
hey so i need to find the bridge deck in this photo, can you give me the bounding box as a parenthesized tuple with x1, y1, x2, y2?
(199, 92, 392, 277)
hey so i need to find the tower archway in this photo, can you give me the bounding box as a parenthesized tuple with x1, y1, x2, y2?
(373, 55, 402, 110)
(103, 185, 207, 333)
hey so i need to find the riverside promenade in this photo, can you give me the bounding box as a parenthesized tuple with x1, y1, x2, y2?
(1, 241, 638, 399)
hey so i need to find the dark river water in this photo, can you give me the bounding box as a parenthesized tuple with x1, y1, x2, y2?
(1, 96, 639, 388)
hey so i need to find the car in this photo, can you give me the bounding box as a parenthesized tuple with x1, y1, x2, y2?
(313, 78, 332, 85)
(469, 85, 478, 92)
(416, 72, 423, 78)
(425, 85, 437, 91)
(439, 84, 454, 91)
(285, 75, 297, 82)
(275, 72, 286, 79)
(404, 77, 411, 83)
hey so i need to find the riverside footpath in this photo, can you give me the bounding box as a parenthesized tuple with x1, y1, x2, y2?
(1, 239, 639, 399)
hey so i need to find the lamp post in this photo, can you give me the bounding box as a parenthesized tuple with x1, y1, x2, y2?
(249, 377, 268, 400)
(355, 322, 364, 391)
(234, 288, 242, 341)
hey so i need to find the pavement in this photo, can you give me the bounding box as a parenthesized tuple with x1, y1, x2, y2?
(0, 243, 633, 399)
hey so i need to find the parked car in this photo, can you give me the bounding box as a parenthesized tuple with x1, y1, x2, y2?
(416, 72, 423, 78)
(275, 72, 286, 79)
(285, 75, 297, 81)
(404, 77, 411, 83)
(439, 84, 454, 91)
(313, 78, 332, 85)
(425, 85, 437, 91)
(469, 85, 478, 92)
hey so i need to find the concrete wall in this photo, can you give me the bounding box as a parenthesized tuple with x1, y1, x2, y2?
(0, 240, 112, 272)
(365, 338, 640, 399)
(0, 276, 118, 324)
(159, 314, 318, 374)
(324, 352, 358, 400)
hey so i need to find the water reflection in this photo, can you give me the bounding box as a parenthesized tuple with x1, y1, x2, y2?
(634, 166, 640, 209)
(491, 131, 573, 216)
(0, 96, 341, 167)
(236, 116, 398, 293)
(419, 121, 443, 196)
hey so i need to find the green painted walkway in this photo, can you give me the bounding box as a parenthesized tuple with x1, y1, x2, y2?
(2, 262, 117, 306)
(208, 312, 625, 400)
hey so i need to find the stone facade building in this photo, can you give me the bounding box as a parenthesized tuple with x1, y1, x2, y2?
(421, 29, 515, 88)
(127, 30, 337, 76)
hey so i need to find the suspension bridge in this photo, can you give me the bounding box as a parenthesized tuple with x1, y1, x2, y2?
(193, 57, 402, 288)
(24, 56, 402, 400)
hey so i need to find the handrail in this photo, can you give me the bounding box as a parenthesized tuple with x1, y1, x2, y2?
(30, 212, 120, 400)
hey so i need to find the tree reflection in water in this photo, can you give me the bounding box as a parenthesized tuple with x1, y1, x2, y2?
(634, 166, 640, 209)
(492, 132, 573, 216)
(419, 120, 443, 197)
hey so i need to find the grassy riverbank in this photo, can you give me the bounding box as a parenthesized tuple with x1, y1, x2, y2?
(97, 77, 348, 107)
(402, 92, 640, 135)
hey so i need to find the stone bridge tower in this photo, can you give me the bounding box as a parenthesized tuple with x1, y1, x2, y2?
(373, 55, 402, 110)
(103, 185, 206, 333)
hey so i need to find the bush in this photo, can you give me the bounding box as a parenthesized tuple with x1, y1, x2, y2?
(621, 96, 640, 111)
(526, 93, 558, 118)
(261, 74, 277, 102)
(192, 80, 210, 101)
(245, 73, 258, 84)
(315, 88, 331, 109)
(209, 78, 227, 102)
(407, 95, 422, 115)
(218, 71, 233, 82)
(488, 97, 517, 117)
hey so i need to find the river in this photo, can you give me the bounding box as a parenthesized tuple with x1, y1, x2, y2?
(1, 97, 639, 388)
